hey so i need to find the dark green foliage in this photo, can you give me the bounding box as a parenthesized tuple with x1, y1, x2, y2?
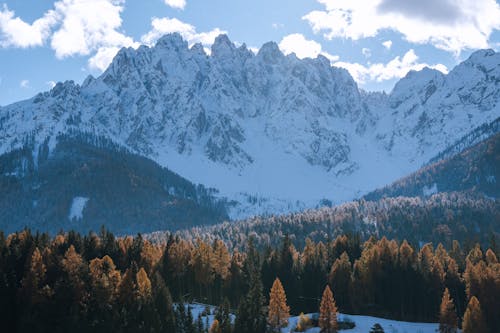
(0, 133, 228, 234)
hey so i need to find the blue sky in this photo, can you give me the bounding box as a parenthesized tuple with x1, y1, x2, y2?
(1, 0, 499, 106)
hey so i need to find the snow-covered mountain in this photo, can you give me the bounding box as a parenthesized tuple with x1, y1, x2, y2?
(0, 34, 498, 218)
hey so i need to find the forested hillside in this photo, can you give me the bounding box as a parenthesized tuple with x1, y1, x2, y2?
(150, 192, 499, 251)
(0, 133, 228, 234)
(365, 132, 500, 200)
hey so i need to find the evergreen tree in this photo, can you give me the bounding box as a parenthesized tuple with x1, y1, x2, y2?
(267, 278, 290, 332)
(235, 239, 267, 333)
(439, 288, 458, 333)
(462, 296, 487, 333)
(319, 285, 338, 333)
(328, 251, 351, 311)
(152, 272, 176, 332)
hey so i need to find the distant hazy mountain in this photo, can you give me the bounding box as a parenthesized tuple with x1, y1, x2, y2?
(0, 33, 498, 220)
(0, 133, 228, 234)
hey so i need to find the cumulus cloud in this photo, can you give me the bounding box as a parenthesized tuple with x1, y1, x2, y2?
(141, 17, 225, 50)
(303, 0, 500, 54)
(278, 33, 339, 61)
(164, 0, 186, 10)
(0, 1, 138, 72)
(333, 49, 448, 84)
(0, 4, 58, 48)
(47, 80, 57, 88)
(382, 40, 392, 50)
(51, 0, 138, 59)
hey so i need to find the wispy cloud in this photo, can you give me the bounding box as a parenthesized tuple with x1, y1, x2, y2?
(164, 0, 186, 10)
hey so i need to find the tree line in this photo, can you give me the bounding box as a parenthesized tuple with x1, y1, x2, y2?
(0, 228, 498, 332)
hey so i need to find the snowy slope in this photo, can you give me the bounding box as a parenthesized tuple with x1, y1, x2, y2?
(0, 33, 498, 218)
(285, 313, 438, 333)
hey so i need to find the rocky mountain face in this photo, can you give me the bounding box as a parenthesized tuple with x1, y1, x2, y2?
(0, 34, 499, 219)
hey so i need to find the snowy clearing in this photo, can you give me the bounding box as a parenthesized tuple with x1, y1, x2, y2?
(68, 197, 89, 220)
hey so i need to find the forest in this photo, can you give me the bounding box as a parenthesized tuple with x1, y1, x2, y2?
(0, 228, 498, 333)
(150, 192, 499, 251)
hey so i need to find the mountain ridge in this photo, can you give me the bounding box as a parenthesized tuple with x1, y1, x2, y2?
(0, 33, 498, 218)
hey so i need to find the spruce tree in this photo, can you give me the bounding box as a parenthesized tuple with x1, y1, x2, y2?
(462, 296, 487, 333)
(439, 288, 458, 333)
(267, 278, 290, 332)
(319, 285, 338, 333)
(235, 238, 266, 333)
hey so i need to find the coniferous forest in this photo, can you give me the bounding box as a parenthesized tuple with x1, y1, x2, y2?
(1, 228, 498, 333)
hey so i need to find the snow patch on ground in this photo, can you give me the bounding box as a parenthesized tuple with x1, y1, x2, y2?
(185, 304, 438, 333)
(285, 312, 439, 333)
(68, 197, 89, 220)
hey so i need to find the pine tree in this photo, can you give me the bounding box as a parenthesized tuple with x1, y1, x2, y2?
(267, 278, 290, 332)
(462, 296, 487, 333)
(319, 285, 338, 333)
(328, 251, 351, 311)
(439, 288, 458, 333)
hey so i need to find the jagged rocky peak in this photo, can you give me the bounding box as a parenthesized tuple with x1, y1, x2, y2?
(465, 48, 498, 65)
(155, 32, 188, 50)
(190, 42, 206, 56)
(211, 34, 235, 57)
(49, 80, 81, 98)
(389, 67, 445, 108)
(257, 41, 284, 63)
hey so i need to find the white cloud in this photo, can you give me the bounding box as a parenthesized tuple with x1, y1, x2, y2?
(303, 0, 500, 54)
(51, 0, 138, 59)
(362, 47, 371, 58)
(333, 49, 448, 84)
(278, 33, 339, 61)
(0, 4, 58, 48)
(164, 0, 186, 10)
(47, 80, 57, 88)
(88, 46, 122, 71)
(272, 23, 284, 29)
(382, 40, 392, 50)
(141, 17, 225, 49)
(20, 79, 30, 88)
(0, 1, 138, 72)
